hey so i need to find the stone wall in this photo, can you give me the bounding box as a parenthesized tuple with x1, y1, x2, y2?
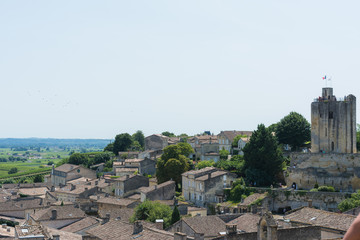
(265, 189, 348, 212)
(286, 152, 360, 191)
(141, 181, 175, 201)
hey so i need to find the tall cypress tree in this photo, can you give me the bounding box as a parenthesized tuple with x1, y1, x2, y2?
(171, 205, 180, 225)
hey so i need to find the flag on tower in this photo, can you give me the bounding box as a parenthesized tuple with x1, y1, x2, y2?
(323, 76, 326, 80)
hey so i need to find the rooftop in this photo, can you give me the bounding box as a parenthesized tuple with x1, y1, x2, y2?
(285, 207, 356, 232)
(31, 205, 86, 221)
(55, 164, 80, 173)
(182, 215, 226, 237)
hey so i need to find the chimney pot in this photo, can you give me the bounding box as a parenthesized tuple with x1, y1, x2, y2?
(133, 221, 143, 234)
(126, 175, 130, 180)
(51, 209, 57, 220)
(226, 224, 237, 235)
(155, 219, 163, 230)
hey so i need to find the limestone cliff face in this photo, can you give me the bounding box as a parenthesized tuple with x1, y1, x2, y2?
(286, 153, 360, 191)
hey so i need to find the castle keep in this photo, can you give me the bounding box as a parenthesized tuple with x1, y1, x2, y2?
(286, 87, 360, 191)
(311, 87, 356, 154)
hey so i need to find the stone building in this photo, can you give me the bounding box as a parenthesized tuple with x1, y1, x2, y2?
(182, 167, 236, 207)
(145, 134, 180, 151)
(140, 180, 175, 202)
(113, 158, 156, 176)
(311, 87, 356, 153)
(217, 131, 252, 153)
(50, 164, 96, 186)
(113, 174, 149, 197)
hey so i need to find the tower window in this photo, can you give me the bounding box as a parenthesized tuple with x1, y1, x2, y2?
(329, 112, 333, 119)
(331, 142, 334, 151)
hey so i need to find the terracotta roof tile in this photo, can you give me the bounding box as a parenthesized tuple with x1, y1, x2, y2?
(54, 164, 79, 173)
(31, 205, 86, 221)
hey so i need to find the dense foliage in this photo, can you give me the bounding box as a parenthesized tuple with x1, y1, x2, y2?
(338, 190, 360, 212)
(226, 178, 252, 202)
(131, 200, 172, 228)
(275, 112, 311, 150)
(243, 124, 284, 186)
(196, 160, 215, 169)
(214, 155, 245, 177)
(156, 143, 192, 186)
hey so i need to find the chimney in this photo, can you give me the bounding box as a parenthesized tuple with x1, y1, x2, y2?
(51, 210, 57, 220)
(102, 213, 110, 225)
(155, 219, 163, 230)
(95, 181, 98, 186)
(50, 186, 55, 192)
(6, 227, 10, 232)
(308, 200, 313, 208)
(226, 224, 237, 235)
(53, 234, 60, 240)
(133, 221, 143, 234)
(154, 185, 158, 190)
(174, 232, 187, 240)
(2, 224, 6, 229)
(85, 187, 88, 191)
(194, 233, 204, 240)
(70, 184, 76, 191)
(208, 173, 211, 179)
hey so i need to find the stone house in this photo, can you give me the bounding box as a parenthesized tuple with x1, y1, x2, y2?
(145, 134, 180, 151)
(217, 131, 252, 153)
(235, 137, 250, 156)
(140, 180, 175, 202)
(50, 164, 96, 186)
(28, 205, 86, 229)
(187, 135, 218, 160)
(96, 197, 139, 220)
(0, 197, 54, 219)
(113, 158, 156, 176)
(114, 175, 149, 197)
(182, 167, 236, 207)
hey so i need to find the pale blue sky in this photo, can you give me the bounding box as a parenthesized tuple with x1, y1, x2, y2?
(1, 1, 360, 138)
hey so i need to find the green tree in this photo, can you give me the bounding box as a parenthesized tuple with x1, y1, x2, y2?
(68, 153, 89, 166)
(243, 124, 284, 186)
(131, 200, 172, 228)
(177, 142, 194, 157)
(275, 112, 311, 150)
(232, 135, 248, 148)
(196, 160, 215, 169)
(8, 167, 18, 174)
(338, 190, 360, 212)
(162, 131, 176, 137)
(130, 140, 142, 151)
(171, 205, 181, 225)
(33, 174, 44, 183)
(103, 143, 114, 152)
(156, 144, 190, 186)
(113, 133, 133, 155)
(219, 149, 229, 160)
(132, 130, 145, 148)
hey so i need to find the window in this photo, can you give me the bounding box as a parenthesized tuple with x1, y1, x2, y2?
(329, 112, 333, 119)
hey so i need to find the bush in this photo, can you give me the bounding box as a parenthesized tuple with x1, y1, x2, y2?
(130, 200, 172, 228)
(317, 186, 335, 192)
(8, 167, 18, 174)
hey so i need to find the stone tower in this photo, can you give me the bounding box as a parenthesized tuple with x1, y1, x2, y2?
(311, 87, 356, 153)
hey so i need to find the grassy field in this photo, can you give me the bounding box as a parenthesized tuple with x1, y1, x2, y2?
(0, 147, 102, 179)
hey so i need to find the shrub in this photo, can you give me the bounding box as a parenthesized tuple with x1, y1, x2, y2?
(8, 167, 18, 174)
(317, 186, 335, 192)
